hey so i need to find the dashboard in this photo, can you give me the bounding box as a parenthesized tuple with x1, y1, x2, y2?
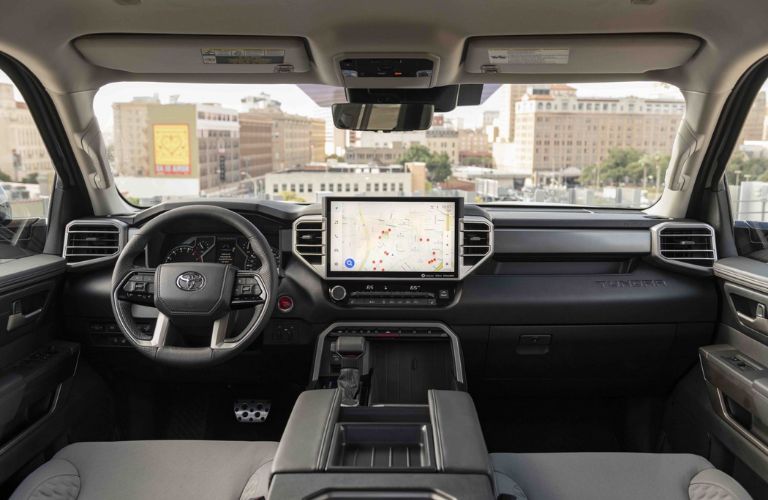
(62, 198, 719, 395)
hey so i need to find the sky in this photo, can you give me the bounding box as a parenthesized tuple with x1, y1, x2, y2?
(1, 70, 686, 135)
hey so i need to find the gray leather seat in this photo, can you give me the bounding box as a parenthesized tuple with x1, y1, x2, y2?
(10, 440, 278, 500)
(492, 452, 752, 500)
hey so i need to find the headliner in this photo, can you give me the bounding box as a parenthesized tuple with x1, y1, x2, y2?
(0, 0, 766, 97)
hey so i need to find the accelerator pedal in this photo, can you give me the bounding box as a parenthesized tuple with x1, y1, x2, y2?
(234, 399, 271, 423)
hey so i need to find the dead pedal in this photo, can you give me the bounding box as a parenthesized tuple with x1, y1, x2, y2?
(234, 399, 271, 423)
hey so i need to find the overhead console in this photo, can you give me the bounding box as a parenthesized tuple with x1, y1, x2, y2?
(336, 53, 440, 88)
(292, 198, 493, 306)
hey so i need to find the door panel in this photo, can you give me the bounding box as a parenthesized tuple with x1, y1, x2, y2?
(699, 256, 768, 485)
(0, 254, 79, 486)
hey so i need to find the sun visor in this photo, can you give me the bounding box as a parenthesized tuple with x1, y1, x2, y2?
(73, 35, 311, 74)
(464, 35, 701, 75)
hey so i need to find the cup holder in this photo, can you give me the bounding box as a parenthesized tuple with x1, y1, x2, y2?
(327, 422, 435, 471)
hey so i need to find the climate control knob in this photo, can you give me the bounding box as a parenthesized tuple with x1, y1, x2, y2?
(329, 285, 347, 301)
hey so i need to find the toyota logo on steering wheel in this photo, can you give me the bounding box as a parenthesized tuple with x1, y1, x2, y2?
(176, 271, 206, 291)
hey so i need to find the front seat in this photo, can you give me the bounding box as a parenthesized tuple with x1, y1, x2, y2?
(10, 440, 278, 500)
(492, 452, 752, 500)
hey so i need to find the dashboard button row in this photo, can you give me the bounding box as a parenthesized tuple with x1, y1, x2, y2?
(347, 298, 437, 306)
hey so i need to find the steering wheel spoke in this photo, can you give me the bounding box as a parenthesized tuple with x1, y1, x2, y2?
(231, 270, 267, 308)
(116, 268, 156, 306)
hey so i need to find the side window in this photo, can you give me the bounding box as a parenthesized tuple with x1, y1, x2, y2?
(0, 71, 56, 259)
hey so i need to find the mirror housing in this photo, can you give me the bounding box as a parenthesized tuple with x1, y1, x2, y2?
(332, 103, 433, 131)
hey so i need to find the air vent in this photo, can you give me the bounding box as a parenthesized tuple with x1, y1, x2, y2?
(461, 219, 492, 267)
(294, 217, 325, 265)
(655, 223, 716, 268)
(64, 220, 125, 264)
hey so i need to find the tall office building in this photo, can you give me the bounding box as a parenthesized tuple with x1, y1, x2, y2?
(0, 83, 54, 180)
(196, 103, 240, 190)
(239, 112, 274, 179)
(511, 84, 685, 176)
(497, 84, 530, 142)
(426, 128, 459, 165)
(310, 118, 326, 162)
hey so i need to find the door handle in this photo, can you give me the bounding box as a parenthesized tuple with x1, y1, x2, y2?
(7, 300, 42, 332)
(736, 303, 768, 334)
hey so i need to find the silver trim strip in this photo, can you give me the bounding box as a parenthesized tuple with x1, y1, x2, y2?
(291, 214, 493, 281)
(715, 256, 768, 296)
(310, 321, 465, 384)
(63, 218, 128, 268)
(650, 221, 717, 273)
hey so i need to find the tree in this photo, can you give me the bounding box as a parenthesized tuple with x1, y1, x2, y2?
(0, 171, 11, 182)
(724, 152, 768, 185)
(21, 173, 38, 184)
(580, 148, 669, 188)
(399, 144, 433, 165)
(398, 145, 453, 183)
(426, 153, 452, 183)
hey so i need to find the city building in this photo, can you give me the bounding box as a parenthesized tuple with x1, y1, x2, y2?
(483, 110, 500, 128)
(260, 163, 413, 202)
(738, 90, 765, 142)
(511, 84, 685, 179)
(358, 130, 426, 149)
(310, 118, 326, 162)
(239, 112, 274, 178)
(345, 144, 407, 165)
(497, 84, 529, 142)
(458, 128, 492, 166)
(0, 83, 54, 181)
(240, 93, 282, 112)
(406, 162, 427, 194)
(426, 128, 459, 165)
(196, 103, 240, 191)
(332, 128, 349, 157)
(270, 112, 313, 171)
(113, 97, 241, 193)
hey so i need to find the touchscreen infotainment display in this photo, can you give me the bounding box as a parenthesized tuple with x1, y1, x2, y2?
(326, 198, 460, 278)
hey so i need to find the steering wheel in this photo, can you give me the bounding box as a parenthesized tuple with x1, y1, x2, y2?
(110, 205, 278, 367)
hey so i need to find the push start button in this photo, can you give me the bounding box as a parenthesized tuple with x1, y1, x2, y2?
(277, 295, 294, 312)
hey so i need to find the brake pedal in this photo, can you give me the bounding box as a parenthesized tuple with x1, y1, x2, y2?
(234, 399, 271, 423)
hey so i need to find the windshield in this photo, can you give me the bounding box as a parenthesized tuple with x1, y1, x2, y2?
(94, 82, 685, 208)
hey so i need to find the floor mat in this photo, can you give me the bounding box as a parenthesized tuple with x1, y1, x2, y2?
(123, 381, 302, 443)
(475, 396, 624, 453)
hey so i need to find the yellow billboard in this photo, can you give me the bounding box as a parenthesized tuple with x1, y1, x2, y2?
(153, 124, 191, 175)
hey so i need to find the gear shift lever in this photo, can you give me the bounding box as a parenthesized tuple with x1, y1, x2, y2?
(333, 336, 366, 406)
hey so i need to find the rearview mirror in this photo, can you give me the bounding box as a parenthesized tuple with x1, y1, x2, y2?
(332, 103, 433, 131)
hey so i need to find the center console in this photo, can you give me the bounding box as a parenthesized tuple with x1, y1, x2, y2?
(267, 389, 495, 500)
(311, 322, 465, 406)
(274, 198, 496, 498)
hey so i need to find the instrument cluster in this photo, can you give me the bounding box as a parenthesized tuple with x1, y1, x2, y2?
(163, 234, 279, 271)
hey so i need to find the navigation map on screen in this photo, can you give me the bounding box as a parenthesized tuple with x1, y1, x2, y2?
(328, 200, 457, 275)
